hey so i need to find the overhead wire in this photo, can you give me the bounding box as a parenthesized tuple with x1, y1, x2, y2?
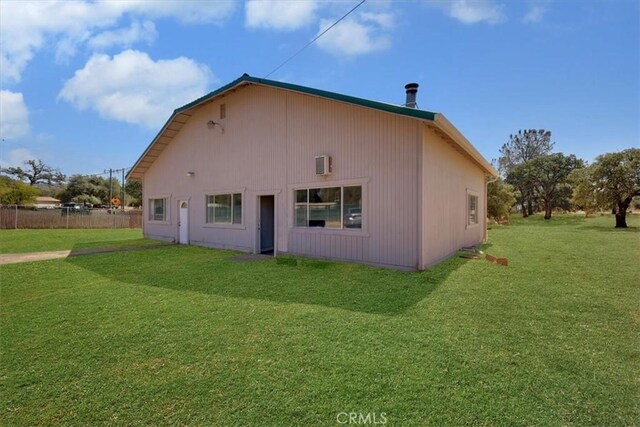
(264, 0, 368, 78)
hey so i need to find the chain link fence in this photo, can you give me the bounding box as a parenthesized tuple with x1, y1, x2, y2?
(0, 206, 142, 229)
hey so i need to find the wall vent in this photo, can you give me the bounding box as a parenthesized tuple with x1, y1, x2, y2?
(220, 103, 226, 119)
(315, 155, 332, 176)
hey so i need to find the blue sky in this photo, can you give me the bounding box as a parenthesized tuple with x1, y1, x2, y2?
(1, 0, 638, 177)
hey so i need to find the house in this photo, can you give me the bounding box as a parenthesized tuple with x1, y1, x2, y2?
(32, 196, 61, 209)
(127, 74, 498, 270)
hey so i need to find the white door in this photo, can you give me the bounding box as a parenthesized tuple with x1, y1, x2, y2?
(178, 201, 189, 244)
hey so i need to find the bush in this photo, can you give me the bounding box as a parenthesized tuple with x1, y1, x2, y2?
(487, 178, 517, 223)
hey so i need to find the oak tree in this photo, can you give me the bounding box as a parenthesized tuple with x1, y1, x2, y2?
(2, 159, 65, 186)
(591, 148, 640, 228)
(527, 153, 583, 219)
(500, 129, 554, 216)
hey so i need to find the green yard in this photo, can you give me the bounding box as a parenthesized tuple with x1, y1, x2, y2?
(1, 215, 638, 426)
(0, 228, 160, 254)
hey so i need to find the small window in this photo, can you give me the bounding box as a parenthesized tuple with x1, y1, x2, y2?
(148, 198, 167, 222)
(468, 193, 479, 226)
(294, 185, 362, 229)
(220, 103, 226, 120)
(206, 193, 242, 224)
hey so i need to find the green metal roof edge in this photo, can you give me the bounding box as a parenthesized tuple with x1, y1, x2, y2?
(174, 74, 250, 114)
(175, 74, 437, 121)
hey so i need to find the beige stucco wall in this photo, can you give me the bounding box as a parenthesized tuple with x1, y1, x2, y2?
(420, 124, 486, 268)
(143, 84, 423, 269)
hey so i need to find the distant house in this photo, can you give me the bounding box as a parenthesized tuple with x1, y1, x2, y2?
(33, 196, 61, 209)
(127, 75, 498, 270)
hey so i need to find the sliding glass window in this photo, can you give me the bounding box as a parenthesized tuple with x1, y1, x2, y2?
(294, 185, 362, 229)
(206, 193, 242, 224)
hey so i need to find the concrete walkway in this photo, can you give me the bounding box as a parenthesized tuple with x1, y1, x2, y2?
(0, 245, 171, 266)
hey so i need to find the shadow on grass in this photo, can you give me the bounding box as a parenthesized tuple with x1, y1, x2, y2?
(509, 214, 588, 227)
(68, 238, 166, 253)
(577, 225, 639, 233)
(66, 245, 469, 316)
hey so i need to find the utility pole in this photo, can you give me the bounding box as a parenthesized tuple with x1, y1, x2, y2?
(121, 168, 127, 212)
(105, 168, 113, 211)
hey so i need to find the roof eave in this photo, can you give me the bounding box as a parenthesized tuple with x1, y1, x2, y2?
(432, 114, 499, 178)
(126, 76, 253, 180)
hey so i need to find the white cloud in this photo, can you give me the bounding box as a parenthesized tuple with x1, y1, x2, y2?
(316, 12, 394, 56)
(245, 0, 318, 30)
(0, 148, 37, 169)
(359, 11, 394, 30)
(244, 2, 395, 56)
(104, 1, 236, 24)
(88, 21, 157, 50)
(427, 0, 506, 24)
(58, 50, 213, 129)
(523, 5, 546, 24)
(0, 0, 235, 83)
(0, 91, 30, 140)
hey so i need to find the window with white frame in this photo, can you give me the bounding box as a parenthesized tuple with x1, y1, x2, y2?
(148, 198, 167, 222)
(206, 193, 242, 224)
(467, 192, 479, 226)
(294, 185, 362, 229)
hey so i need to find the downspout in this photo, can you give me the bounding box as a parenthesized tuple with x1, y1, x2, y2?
(484, 174, 498, 242)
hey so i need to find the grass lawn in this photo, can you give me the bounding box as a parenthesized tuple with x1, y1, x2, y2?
(0, 228, 163, 254)
(1, 214, 638, 426)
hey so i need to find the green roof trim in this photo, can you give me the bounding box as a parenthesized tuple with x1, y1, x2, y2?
(175, 74, 438, 121)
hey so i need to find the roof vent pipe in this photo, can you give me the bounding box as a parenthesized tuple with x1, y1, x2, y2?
(404, 83, 419, 108)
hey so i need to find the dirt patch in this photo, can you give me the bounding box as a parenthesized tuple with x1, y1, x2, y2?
(0, 244, 171, 266)
(0, 250, 71, 265)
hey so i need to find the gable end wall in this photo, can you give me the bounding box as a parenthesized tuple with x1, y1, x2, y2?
(421, 124, 487, 268)
(142, 85, 423, 269)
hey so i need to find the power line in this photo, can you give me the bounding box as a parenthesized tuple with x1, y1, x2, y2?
(265, 0, 368, 78)
(79, 167, 130, 178)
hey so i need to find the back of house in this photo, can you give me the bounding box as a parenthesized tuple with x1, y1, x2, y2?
(128, 75, 497, 270)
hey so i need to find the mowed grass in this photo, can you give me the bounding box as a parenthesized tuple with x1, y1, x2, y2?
(1, 215, 638, 426)
(0, 228, 162, 254)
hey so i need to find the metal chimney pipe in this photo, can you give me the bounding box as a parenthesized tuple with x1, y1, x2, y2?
(404, 83, 419, 108)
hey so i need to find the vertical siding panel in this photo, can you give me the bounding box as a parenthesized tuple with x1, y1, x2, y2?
(422, 125, 486, 267)
(145, 84, 427, 269)
(144, 85, 288, 251)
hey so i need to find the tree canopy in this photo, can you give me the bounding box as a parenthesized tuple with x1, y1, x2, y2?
(500, 129, 555, 217)
(527, 153, 583, 219)
(58, 175, 121, 205)
(569, 166, 599, 216)
(487, 178, 517, 223)
(125, 180, 142, 207)
(0, 176, 40, 205)
(590, 148, 640, 227)
(2, 159, 65, 186)
(498, 129, 554, 175)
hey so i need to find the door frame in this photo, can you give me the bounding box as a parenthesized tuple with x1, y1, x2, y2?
(255, 191, 279, 255)
(177, 199, 190, 244)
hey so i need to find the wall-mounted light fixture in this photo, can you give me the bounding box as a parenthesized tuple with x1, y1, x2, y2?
(187, 171, 196, 178)
(206, 120, 224, 134)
